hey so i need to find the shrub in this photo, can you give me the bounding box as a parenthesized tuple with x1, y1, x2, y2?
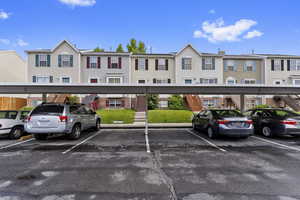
(168, 95, 185, 110)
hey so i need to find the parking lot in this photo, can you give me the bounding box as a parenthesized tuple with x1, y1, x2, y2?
(1, 129, 300, 200)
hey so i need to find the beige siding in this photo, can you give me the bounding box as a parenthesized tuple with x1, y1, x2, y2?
(0, 51, 26, 82)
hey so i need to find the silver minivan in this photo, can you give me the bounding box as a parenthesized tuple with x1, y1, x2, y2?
(25, 103, 101, 140)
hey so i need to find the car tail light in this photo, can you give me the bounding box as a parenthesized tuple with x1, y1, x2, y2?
(245, 120, 253, 124)
(217, 120, 229, 124)
(280, 120, 297, 125)
(59, 116, 68, 122)
(25, 116, 31, 122)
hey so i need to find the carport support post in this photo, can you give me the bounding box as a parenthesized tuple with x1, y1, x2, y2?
(145, 93, 150, 153)
(240, 94, 245, 112)
(42, 93, 47, 103)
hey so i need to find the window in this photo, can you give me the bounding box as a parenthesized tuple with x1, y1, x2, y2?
(203, 99, 217, 108)
(0, 111, 18, 119)
(157, 59, 168, 70)
(227, 66, 234, 71)
(39, 54, 48, 67)
(111, 57, 119, 69)
(293, 79, 300, 85)
(203, 57, 214, 70)
(138, 80, 146, 84)
(225, 60, 235, 71)
(184, 79, 192, 84)
(182, 58, 192, 70)
(90, 78, 98, 83)
(36, 76, 50, 83)
(61, 77, 71, 83)
(244, 79, 256, 84)
(159, 101, 168, 108)
(290, 60, 300, 71)
(200, 78, 217, 84)
(60, 55, 73, 67)
(274, 59, 281, 71)
(226, 77, 237, 85)
(138, 59, 146, 70)
(90, 56, 98, 68)
(107, 77, 122, 84)
(108, 99, 122, 108)
(246, 65, 253, 72)
(20, 111, 30, 120)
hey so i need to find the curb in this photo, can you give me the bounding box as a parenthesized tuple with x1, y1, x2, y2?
(102, 126, 192, 129)
(19, 135, 33, 141)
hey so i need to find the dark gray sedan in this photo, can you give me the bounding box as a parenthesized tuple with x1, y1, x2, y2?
(192, 109, 254, 139)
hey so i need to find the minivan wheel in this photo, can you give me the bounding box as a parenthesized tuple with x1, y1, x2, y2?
(9, 127, 23, 139)
(69, 124, 81, 140)
(208, 127, 217, 139)
(34, 134, 47, 140)
(262, 126, 273, 137)
(95, 119, 101, 131)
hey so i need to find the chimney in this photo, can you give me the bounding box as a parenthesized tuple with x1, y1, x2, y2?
(218, 50, 225, 55)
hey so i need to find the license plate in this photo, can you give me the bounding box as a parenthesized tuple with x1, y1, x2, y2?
(231, 122, 242, 127)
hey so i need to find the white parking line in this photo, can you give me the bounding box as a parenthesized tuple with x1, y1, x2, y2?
(252, 136, 300, 152)
(185, 129, 227, 152)
(145, 132, 151, 153)
(0, 138, 35, 150)
(62, 131, 101, 154)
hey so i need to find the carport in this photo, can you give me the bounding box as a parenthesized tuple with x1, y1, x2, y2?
(1, 83, 300, 153)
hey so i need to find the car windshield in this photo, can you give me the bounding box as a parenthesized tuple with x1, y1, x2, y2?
(268, 110, 300, 118)
(212, 110, 244, 118)
(0, 111, 18, 119)
(31, 105, 64, 116)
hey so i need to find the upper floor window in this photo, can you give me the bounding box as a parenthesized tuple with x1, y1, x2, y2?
(155, 59, 168, 71)
(224, 60, 236, 72)
(182, 58, 192, 70)
(108, 57, 122, 69)
(90, 56, 98, 68)
(35, 54, 50, 67)
(271, 59, 283, 71)
(289, 60, 300, 71)
(202, 57, 215, 70)
(58, 55, 73, 67)
(200, 78, 217, 84)
(135, 58, 148, 71)
(244, 61, 256, 72)
(107, 77, 122, 84)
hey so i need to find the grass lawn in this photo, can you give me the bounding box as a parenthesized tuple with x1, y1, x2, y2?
(97, 109, 135, 124)
(20, 107, 34, 111)
(148, 110, 193, 123)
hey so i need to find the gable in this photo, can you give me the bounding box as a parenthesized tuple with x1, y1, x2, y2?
(176, 44, 201, 57)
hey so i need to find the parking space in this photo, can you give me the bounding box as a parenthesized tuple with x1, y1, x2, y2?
(1, 129, 300, 199)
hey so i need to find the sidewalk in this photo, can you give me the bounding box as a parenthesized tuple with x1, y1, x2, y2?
(101, 123, 192, 129)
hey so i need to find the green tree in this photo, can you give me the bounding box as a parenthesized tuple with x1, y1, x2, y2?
(168, 95, 185, 110)
(126, 38, 146, 53)
(94, 46, 104, 52)
(147, 95, 159, 110)
(116, 44, 124, 52)
(68, 96, 80, 104)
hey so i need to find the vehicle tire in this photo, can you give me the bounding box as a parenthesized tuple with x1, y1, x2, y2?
(262, 126, 273, 137)
(9, 127, 23, 140)
(207, 127, 217, 139)
(33, 134, 48, 140)
(69, 124, 81, 140)
(95, 119, 101, 131)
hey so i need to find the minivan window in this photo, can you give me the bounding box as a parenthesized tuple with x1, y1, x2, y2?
(212, 110, 244, 117)
(31, 105, 64, 115)
(0, 111, 18, 119)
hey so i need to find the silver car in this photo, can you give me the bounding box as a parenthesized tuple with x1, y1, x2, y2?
(0, 110, 30, 139)
(25, 103, 101, 140)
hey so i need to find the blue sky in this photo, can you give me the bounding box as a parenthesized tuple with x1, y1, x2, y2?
(0, 0, 300, 57)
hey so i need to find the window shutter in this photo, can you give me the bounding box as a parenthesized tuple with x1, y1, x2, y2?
(106, 100, 109, 107)
(271, 60, 275, 71)
(87, 56, 90, 68)
(47, 55, 51, 67)
(214, 78, 218, 84)
(135, 59, 138, 70)
(49, 76, 53, 83)
(145, 59, 149, 70)
(168, 79, 171, 84)
(153, 78, 157, 84)
(200, 78, 203, 84)
(97, 57, 101, 68)
(202, 58, 205, 70)
(224, 61, 227, 72)
(165, 59, 169, 70)
(281, 60, 284, 71)
(35, 55, 39, 67)
(287, 60, 290, 71)
(155, 59, 158, 70)
(118, 57, 122, 69)
(212, 58, 215, 70)
(32, 76, 36, 83)
(234, 62, 237, 72)
(70, 55, 73, 67)
(108, 57, 111, 68)
(58, 55, 62, 67)
(182, 58, 185, 70)
(253, 61, 256, 72)
(243, 63, 247, 72)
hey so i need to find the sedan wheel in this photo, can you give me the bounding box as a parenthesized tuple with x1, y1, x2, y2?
(262, 126, 273, 137)
(9, 127, 22, 139)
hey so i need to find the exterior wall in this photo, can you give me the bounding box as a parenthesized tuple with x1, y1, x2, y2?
(27, 42, 80, 84)
(175, 46, 223, 84)
(81, 54, 130, 84)
(0, 51, 26, 82)
(265, 58, 300, 85)
(223, 59, 264, 84)
(131, 55, 175, 84)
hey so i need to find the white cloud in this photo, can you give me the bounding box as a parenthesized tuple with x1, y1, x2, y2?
(0, 39, 10, 45)
(0, 10, 10, 19)
(244, 30, 263, 39)
(16, 39, 29, 47)
(193, 18, 263, 43)
(58, 0, 96, 7)
(209, 9, 216, 14)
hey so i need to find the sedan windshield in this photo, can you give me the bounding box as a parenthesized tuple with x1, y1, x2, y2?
(212, 110, 244, 118)
(0, 111, 18, 119)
